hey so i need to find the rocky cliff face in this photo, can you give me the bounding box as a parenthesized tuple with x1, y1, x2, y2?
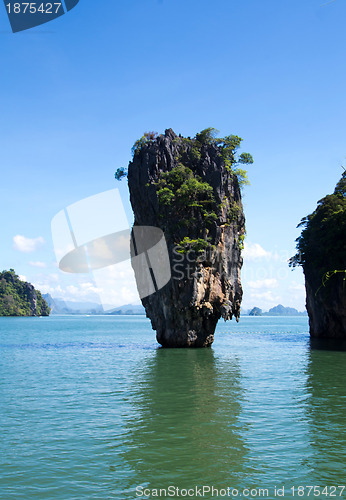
(128, 129, 249, 347)
(291, 172, 346, 339)
(305, 271, 346, 339)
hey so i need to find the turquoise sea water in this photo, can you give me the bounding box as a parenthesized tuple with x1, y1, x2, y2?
(0, 316, 346, 499)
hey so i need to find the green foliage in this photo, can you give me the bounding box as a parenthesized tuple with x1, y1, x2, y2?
(203, 132, 253, 187)
(155, 164, 215, 215)
(334, 171, 346, 196)
(130, 127, 251, 254)
(232, 168, 250, 188)
(290, 172, 346, 269)
(131, 136, 148, 157)
(239, 152, 254, 164)
(195, 127, 219, 145)
(0, 270, 50, 317)
(238, 234, 245, 250)
(155, 163, 219, 250)
(176, 237, 211, 254)
(212, 135, 242, 174)
(181, 137, 194, 146)
(144, 131, 158, 140)
(156, 187, 175, 205)
(131, 127, 254, 188)
(114, 168, 127, 181)
(131, 131, 159, 157)
(227, 200, 241, 223)
(203, 210, 218, 224)
(216, 134, 243, 151)
(315, 269, 346, 296)
(189, 144, 202, 163)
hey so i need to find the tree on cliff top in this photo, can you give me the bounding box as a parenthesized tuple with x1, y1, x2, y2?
(289, 171, 346, 290)
(116, 127, 254, 187)
(116, 128, 253, 255)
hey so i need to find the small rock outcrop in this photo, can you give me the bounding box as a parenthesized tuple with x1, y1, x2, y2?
(290, 172, 346, 339)
(128, 128, 252, 347)
(0, 269, 50, 317)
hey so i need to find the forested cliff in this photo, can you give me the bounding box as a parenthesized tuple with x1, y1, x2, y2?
(0, 270, 50, 317)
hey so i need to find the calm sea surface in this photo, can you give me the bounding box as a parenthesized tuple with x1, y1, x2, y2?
(0, 316, 346, 499)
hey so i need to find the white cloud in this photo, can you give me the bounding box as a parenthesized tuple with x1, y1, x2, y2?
(18, 275, 27, 282)
(66, 282, 102, 297)
(248, 290, 281, 302)
(243, 242, 273, 260)
(241, 272, 307, 311)
(29, 261, 47, 268)
(286, 281, 306, 307)
(289, 282, 305, 293)
(247, 278, 279, 289)
(13, 235, 45, 253)
(31, 260, 139, 309)
(92, 261, 139, 307)
(242, 289, 282, 311)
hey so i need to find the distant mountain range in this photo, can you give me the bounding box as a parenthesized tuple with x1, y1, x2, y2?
(248, 304, 307, 316)
(43, 295, 305, 317)
(43, 294, 145, 315)
(106, 304, 146, 315)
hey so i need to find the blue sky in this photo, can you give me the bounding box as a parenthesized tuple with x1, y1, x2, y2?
(1, 0, 345, 311)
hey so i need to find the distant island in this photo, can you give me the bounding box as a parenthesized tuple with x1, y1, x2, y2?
(43, 294, 104, 315)
(248, 304, 307, 316)
(107, 304, 146, 315)
(43, 294, 145, 316)
(43, 294, 306, 318)
(0, 269, 50, 317)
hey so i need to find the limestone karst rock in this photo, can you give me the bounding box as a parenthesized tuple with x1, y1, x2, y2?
(291, 172, 346, 339)
(127, 128, 251, 347)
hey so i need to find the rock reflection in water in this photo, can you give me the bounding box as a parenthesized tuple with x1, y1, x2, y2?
(121, 348, 246, 494)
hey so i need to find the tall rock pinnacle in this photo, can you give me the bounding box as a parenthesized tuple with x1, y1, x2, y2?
(128, 128, 252, 347)
(290, 171, 346, 340)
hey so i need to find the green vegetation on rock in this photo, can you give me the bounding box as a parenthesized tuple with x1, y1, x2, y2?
(176, 128, 253, 187)
(114, 167, 127, 181)
(176, 236, 212, 254)
(116, 127, 253, 188)
(121, 128, 252, 258)
(131, 131, 159, 157)
(155, 163, 217, 253)
(0, 269, 50, 317)
(155, 164, 217, 231)
(151, 128, 251, 252)
(290, 171, 346, 293)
